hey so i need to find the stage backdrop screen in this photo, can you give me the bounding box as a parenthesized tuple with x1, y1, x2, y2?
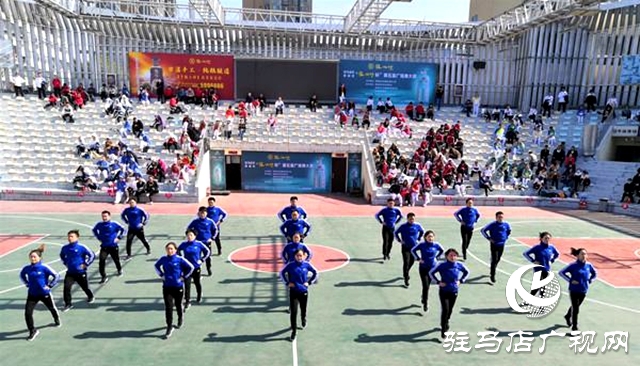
(339, 60, 439, 105)
(236, 59, 337, 103)
(620, 55, 640, 85)
(242, 152, 332, 193)
(128, 52, 234, 99)
(209, 150, 226, 191)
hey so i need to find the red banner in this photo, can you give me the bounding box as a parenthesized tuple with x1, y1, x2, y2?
(128, 52, 234, 100)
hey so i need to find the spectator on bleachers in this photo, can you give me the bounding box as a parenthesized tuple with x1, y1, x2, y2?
(275, 97, 285, 115)
(139, 133, 151, 153)
(504, 105, 514, 121)
(426, 104, 435, 121)
(44, 94, 58, 110)
(11, 73, 26, 98)
(139, 88, 150, 106)
(415, 102, 426, 121)
(435, 85, 444, 110)
(238, 118, 247, 141)
(388, 181, 402, 206)
(547, 126, 557, 147)
(99, 83, 108, 102)
(542, 93, 553, 118)
(267, 114, 277, 134)
(479, 164, 494, 196)
(557, 87, 569, 113)
(601, 96, 618, 123)
(86, 83, 96, 102)
(472, 94, 481, 117)
(131, 118, 144, 138)
(223, 119, 233, 140)
(405, 102, 415, 120)
(308, 94, 318, 112)
(365, 96, 374, 112)
(384, 98, 394, 113)
(584, 88, 597, 112)
(169, 96, 186, 114)
(62, 103, 74, 123)
(453, 172, 466, 197)
(34, 73, 46, 100)
(621, 178, 635, 203)
(376, 98, 384, 114)
(362, 111, 371, 130)
(52, 76, 62, 97)
(163, 134, 179, 153)
(464, 99, 472, 117)
(576, 104, 586, 124)
(548, 161, 560, 189)
(633, 168, 640, 195)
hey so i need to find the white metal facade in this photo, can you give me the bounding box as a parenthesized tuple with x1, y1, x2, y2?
(1, 0, 639, 109)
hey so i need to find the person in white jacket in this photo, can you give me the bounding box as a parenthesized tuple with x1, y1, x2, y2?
(33, 73, 47, 99)
(11, 73, 26, 97)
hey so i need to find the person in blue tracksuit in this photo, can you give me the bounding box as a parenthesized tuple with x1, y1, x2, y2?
(154, 242, 194, 339)
(20, 244, 61, 341)
(522, 231, 560, 299)
(278, 196, 308, 222)
(429, 248, 470, 339)
(453, 198, 481, 260)
(92, 210, 126, 283)
(280, 210, 311, 242)
(480, 211, 511, 284)
(282, 232, 313, 264)
(177, 229, 211, 308)
(280, 249, 318, 341)
(60, 230, 96, 312)
(559, 248, 597, 331)
(121, 199, 151, 259)
(206, 196, 228, 256)
(187, 207, 219, 276)
(411, 230, 444, 312)
(394, 213, 424, 287)
(375, 198, 403, 261)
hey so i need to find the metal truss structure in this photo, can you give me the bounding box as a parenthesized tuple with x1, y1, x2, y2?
(2, 0, 640, 110)
(344, 0, 400, 33)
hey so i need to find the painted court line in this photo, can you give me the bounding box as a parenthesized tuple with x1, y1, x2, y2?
(227, 244, 351, 274)
(0, 242, 63, 273)
(0, 217, 94, 295)
(0, 235, 48, 259)
(466, 249, 640, 314)
(292, 338, 299, 366)
(0, 215, 93, 229)
(510, 237, 640, 289)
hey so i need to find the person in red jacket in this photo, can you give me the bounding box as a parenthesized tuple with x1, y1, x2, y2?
(73, 92, 84, 110)
(238, 108, 248, 124)
(405, 102, 415, 120)
(194, 87, 204, 106)
(52, 76, 62, 97)
(415, 102, 426, 121)
(44, 94, 58, 109)
(225, 105, 235, 121)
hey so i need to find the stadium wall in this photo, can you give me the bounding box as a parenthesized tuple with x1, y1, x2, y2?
(2, 3, 640, 110)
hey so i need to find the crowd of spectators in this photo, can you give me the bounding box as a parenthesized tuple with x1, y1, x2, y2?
(621, 168, 640, 203)
(20, 74, 209, 200)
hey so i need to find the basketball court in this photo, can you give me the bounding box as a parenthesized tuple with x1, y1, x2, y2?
(0, 193, 638, 365)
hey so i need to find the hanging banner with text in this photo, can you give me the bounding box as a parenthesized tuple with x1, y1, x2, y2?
(128, 52, 234, 99)
(242, 152, 332, 193)
(209, 150, 227, 191)
(339, 60, 439, 105)
(621, 55, 640, 85)
(347, 153, 363, 193)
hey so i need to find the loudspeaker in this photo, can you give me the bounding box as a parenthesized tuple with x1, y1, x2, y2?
(473, 61, 486, 70)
